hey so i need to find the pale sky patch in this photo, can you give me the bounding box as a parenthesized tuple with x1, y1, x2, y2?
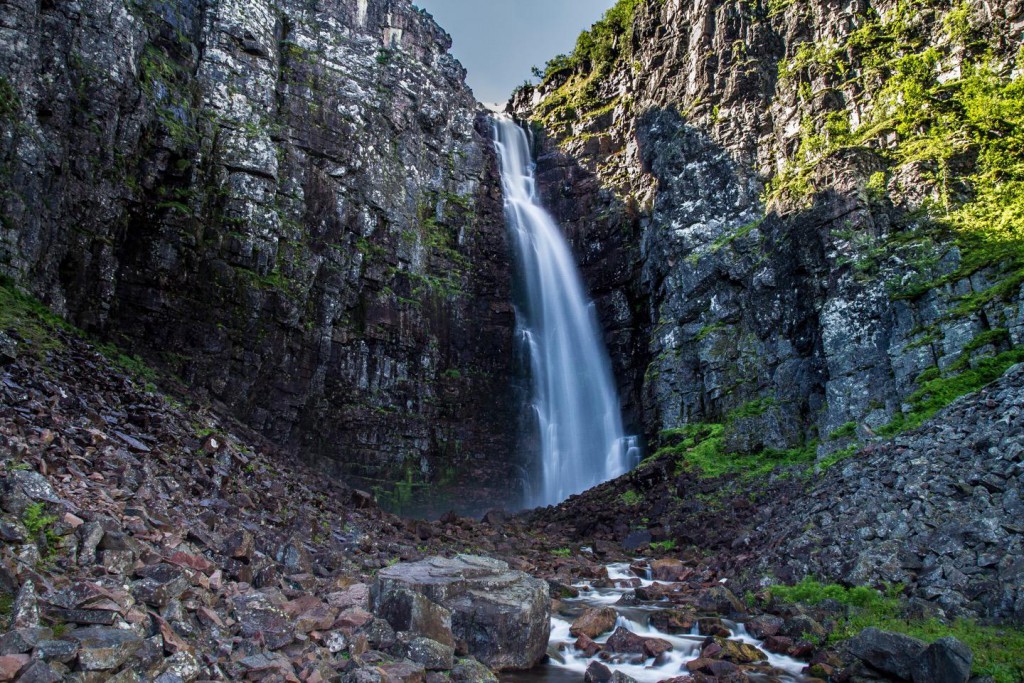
(413, 0, 616, 106)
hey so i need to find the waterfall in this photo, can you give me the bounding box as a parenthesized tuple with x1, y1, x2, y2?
(492, 116, 638, 508)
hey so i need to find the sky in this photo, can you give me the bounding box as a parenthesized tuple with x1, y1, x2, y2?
(412, 0, 616, 106)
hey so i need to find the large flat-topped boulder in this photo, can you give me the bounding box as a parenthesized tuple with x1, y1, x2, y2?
(370, 555, 550, 671)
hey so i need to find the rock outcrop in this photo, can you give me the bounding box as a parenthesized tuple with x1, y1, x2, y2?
(509, 0, 1024, 463)
(0, 0, 522, 514)
(370, 554, 551, 670)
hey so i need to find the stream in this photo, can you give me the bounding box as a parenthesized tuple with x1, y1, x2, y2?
(502, 561, 812, 683)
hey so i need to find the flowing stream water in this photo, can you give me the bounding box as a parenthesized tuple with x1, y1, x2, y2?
(492, 116, 638, 508)
(500, 561, 812, 683)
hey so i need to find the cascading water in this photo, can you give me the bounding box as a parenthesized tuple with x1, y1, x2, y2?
(492, 116, 638, 508)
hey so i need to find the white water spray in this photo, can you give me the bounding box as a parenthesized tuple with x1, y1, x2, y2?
(492, 116, 637, 508)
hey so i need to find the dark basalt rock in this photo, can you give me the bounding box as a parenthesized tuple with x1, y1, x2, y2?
(67, 627, 144, 671)
(912, 637, 973, 683)
(848, 627, 927, 680)
(0, 0, 522, 516)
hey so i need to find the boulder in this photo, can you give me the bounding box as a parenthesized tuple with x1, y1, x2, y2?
(912, 637, 973, 683)
(67, 627, 143, 671)
(686, 658, 740, 677)
(449, 657, 498, 682)
(131, 564, 190, 607)
(0, 627, 50, 655)
(405, 637, 454, 671)
(10, 581, 38, 629)
(650, 558, 687, 581)
(643, 636, 673, 658)
(33, 639, 79, 664)
(849, 627, 927, 680)
(371, 555, 549, 671)
(648, 608, 696, 633)
(692, 585, 745, 615)
(575, 633, 601, 656)
(744, 614, 783, 639)
(10, 660, 60, 683)
(231, 593, 295, 650)
(569, 607, 618, 639)
(0, 655, 29, 681)
(780, 614, 827, 641)
(713, 638, 767, 664)
(372, 587, 453, 647)
(584, 661, 612, 682)
(605, 626, 647, 654)
(378, 660, 425, 683)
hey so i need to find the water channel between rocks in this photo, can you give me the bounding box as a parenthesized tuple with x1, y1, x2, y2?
(501, 561, 812, 683)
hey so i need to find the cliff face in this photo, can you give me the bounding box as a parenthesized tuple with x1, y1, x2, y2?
(511, 0, 1024, 458)
(0, 0, 521, 514)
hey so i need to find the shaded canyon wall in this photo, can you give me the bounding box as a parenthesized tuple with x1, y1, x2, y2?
(0, 0, 524, 514)
(511, 0, 1024, 458)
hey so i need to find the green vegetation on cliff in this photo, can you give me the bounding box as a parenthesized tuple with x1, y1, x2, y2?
(0, 278, 160, 389)
(768, 0, 1024, 283)
(529, 0, 643, 130)
(653, 422, 819, 479)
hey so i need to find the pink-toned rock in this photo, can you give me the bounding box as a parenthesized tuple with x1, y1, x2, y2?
(569, 607, 618, 639)
(294, 604, 338, 633)
(283, 595, 323, 617)
(605, 627, 646, 654)
(0, 655, 29, 681)
(334, 607, 373, 630)
(574, 634, 601, 657)
(63, 513, 84, 528)
(650, 558, 687, 582)
(167, 550, 214, 574)
(643, 637, 673, 658)
(196, 606, 224, 627)
(326, 584, 368, 610)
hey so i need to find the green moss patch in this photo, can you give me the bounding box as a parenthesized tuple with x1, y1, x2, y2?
(653, 423, 818, 479)
(0, 278, 71, 358)
(767, 0, 1024, 291)
(770, 578, 1024, 683)
(881, 347, 1024, 435)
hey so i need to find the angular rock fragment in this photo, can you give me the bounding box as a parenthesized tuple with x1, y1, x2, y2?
(67, 627, 143, 671)
(371, 555, 549, 670)
(849, 627, 927, 680)
(569, 606, 618, 639)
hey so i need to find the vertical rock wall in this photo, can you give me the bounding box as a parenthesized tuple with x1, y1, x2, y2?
(0, 0, 523, 515)
(511, 0, 1024, 457)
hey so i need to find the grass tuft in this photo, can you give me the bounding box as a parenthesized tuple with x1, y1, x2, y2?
(771, 578, 1024, 683)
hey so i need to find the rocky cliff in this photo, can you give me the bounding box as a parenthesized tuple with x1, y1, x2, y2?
(510, 0, 1024, 461)
(0, 0, 522, 514)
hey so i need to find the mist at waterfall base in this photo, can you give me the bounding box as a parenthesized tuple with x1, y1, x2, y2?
(492, 117, 639, 509)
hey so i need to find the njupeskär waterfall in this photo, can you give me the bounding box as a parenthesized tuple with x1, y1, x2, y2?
(492, 116, 637, 508)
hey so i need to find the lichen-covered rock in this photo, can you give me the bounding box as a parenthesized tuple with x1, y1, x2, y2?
(509, 0, 1024, 502)
(404, 637, 455, 671)
(0, 0, 521, 516)
(67, 627, 144, 671)
(371, 555, 550, 671)
(912, 637, 973, 683)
